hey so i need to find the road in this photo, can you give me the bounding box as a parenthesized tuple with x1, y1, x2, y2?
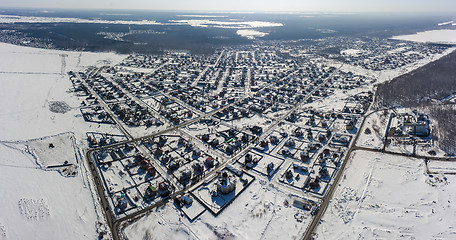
(82, 63, 300, 239)
(301, 106, 381, 239)
(190, 50, 224, 87)
(75, 71, 133, 140)
(302, 107, 456, 239)
(81, 62, 380, 240)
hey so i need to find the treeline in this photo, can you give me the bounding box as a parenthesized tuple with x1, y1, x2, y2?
(375, 48, 456, 155)
(375, 49, 456, 107)
(423, 104, 456, 155)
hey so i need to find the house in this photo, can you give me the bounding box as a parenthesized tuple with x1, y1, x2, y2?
(250, 126, 263, 135)
(285, 139, 295, 147)
(309, 177, 320, 189)
(179, 171, 192, 184)
(180, 195, 193, 205)
(294, 127, 303, 137)
(158, 181, 170, 198)
(300, 151, 310, 162)
(345, 119, 355, 130)
(286, 170, 293, 179)
(144, 185, 157, 201)
(260, 140, 269, 148)
(267, 162, 275, 176)
(205, 156, 215, 168)
(217, 171, 236, 194)
(269, 135, 279, 145)
(293, 163, 308, 172)
(116, 194, 128, 212)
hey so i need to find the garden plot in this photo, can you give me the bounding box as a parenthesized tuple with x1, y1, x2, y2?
(198, 127, 255, 157)
(278, 137, 304, 159)
(291, 140, 323, 163)
(25, 132, 78, 168)
(313, 147, 345, 169)
(192, 169, 255, 215)
(176, 194, 207, 221)
(141, 96, 162, 112)
(226, 113, 274, 133)
(143, 135, 219, 188)
(236, 150, 263, 169)
(100, 160, 137, 193)
(254, 130, 286, 154)
(121, 157, 157, 181)
(81, 106, 115, 124)
(86, 132, 127, 148)
(280, 162, 311, 189)
(342, 100, 366, 115)
(95, 146, 139, 164)
(328, 133, 352, 147)
(356, 110, 389, 149)
(136, 176, 167, 202)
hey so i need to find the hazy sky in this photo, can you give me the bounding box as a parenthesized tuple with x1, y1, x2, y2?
(1, 0, 455, 13)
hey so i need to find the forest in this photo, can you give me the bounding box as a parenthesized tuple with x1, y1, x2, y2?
(375, 48, 456, 155)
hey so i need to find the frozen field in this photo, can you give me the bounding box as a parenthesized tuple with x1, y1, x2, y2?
(0, 136, 103, 239)
(0, 42, 126, 239)
(316, 150, 456, 239)
(391, 29, 456, 45)
(0, 42, 125, 141)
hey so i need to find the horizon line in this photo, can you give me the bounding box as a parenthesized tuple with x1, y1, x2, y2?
(0, 6, 455, 15)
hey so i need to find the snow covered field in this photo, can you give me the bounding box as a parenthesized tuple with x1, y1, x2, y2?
(0, 42, 126, 141)
(316, 150, 456, 239)
(391, 29, 456, 44)
(0, 42, 125, 239)
(356, 110, 388, 150)
(0, 139, 101, 239)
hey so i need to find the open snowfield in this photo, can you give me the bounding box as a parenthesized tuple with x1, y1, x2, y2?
(356, 110, 388, 150)
(0, 42, 126, 141)
(391, 29, 456, 44)
(316, 150, 456, 239)
(0, 140, 101, 239)
(0, 42, 126, 239)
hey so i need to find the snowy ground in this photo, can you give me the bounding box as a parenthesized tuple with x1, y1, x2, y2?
(315, 150, 456, 239)
(0, 42, 126, 141)
(391, 29, 456, 44)
(0, 140, 102, 239)
(0, 42, 126, 239)
(325, 47, 456, 85)
(123, 171, 314, 240)
(356, 110, 388, 150)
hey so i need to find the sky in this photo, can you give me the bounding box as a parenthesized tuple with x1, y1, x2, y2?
(1, 0, 455, 13)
